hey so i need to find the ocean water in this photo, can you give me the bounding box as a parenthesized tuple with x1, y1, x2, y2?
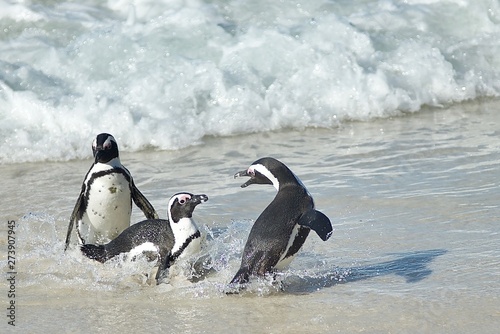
(1, 0, 500, 333)
(1, 0, 500, 163)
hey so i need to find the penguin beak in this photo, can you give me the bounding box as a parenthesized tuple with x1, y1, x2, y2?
(93, 147, 104, 163)
(191, 194, 209, 204)
(234, 170, 255, 188)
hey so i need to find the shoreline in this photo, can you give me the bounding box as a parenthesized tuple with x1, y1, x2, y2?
(1, 97, 498, 167)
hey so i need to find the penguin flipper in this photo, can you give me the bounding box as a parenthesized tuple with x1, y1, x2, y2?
(298, 209, 333, 241)
(155, 253, 172, 285)
(131, 183, 159, 220)
(64, 192, 86, 252)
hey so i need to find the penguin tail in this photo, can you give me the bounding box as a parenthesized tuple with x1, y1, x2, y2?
(80, 244, 108, 263)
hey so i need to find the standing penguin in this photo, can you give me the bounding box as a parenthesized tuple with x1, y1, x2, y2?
(229, 157, 333, 286)
(80, 192, 208, 284)
(64, 133, 158, 251)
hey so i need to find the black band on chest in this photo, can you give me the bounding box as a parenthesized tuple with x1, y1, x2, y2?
(169, 230, 201, 263)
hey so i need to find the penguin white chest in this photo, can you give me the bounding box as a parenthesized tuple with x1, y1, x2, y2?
(171, 218, 201, 259)
(81, 173, 132, 243)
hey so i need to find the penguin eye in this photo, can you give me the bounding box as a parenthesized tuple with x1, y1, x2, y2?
(248, 168, 255, 176)
(178, 196, 190, 205)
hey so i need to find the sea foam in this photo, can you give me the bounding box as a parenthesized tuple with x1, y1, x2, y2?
(0, 0, 499, 163)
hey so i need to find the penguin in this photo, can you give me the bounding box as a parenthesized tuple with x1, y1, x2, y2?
(80, 192, 207, 284)
(229, 157, 333, 287)
(64, 133, 158, 251)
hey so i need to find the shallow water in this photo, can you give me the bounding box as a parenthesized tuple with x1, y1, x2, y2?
(1, 99, 499, 332)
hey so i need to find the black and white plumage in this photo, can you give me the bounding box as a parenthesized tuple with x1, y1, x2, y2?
(229, 157, 333, 286)
(64, 133, 158, 251)
(80, 192, 207, 284)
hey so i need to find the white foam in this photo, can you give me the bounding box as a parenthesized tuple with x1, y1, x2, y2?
(1, 0, 499, 163)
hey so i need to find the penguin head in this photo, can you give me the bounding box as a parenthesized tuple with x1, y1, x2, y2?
(92, 133, 119, 164)
(234, 157, 297, 191)
(167, 193, 208, 223)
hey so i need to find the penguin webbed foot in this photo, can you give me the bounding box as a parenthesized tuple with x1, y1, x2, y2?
(298, 209, 333, 241)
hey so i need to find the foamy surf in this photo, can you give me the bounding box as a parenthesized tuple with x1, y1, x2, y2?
(1, 0, 499, 163)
